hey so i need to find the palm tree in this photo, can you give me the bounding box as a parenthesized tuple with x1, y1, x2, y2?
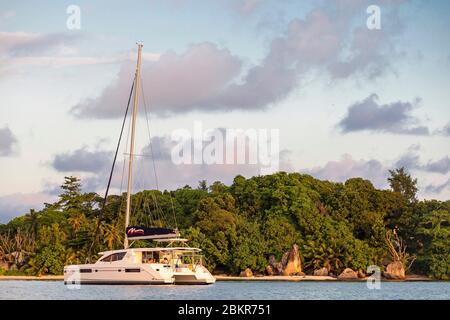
(302, 241, 343, 274)
(68, 212, 86, 233)
(62, 248, 77, 266)
(24, 209, 39, 240)
(100, 222, 122, 250)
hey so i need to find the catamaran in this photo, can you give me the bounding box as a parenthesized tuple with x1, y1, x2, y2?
(64, 43, 215, 285)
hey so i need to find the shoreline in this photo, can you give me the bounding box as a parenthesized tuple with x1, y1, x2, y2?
(0, 275, 64, 281)
(215, 275, 433, 282)
(0, 275, 433, 282)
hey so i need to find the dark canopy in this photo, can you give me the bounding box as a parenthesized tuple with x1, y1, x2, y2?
(126, 226, 180, 240)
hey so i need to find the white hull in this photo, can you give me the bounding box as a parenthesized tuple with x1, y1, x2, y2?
(173, 274, 216, 285)
(64, 263, 174, 285)
(64, 248, 216, 286)
(173, 265, 216, 285)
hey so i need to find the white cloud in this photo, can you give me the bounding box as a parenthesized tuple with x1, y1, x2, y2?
(51, 147, 112, 173)
(0, 10, 16, 20)
(71, 42, 242, 118)
(338, 94, 429, 135)
(0, 32, 160, 72)
(0, 192, 56, 223)
(0, 126, 17, 156)
(71, 1, 408, 118)
(395, 145, 450, 174)
(302, 154, 389, 188)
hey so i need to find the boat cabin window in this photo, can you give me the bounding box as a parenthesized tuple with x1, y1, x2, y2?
(141, 251, 172, 264)
(101, 252, 126, 262)
(159, 252, 172, 264)
(142, 251, 157, 263)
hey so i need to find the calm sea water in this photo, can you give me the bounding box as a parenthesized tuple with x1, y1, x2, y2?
(0, 280, 448, 300)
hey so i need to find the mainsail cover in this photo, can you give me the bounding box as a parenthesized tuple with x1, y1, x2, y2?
(126, 226, 180, 240)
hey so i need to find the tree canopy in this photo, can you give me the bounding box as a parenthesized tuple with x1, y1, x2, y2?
(0, 172, 449, 279)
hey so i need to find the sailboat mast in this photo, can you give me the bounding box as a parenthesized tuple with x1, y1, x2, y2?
(124, 43, 143, 249)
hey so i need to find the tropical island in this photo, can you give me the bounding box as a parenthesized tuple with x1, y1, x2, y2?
(1, 168, 449, 281)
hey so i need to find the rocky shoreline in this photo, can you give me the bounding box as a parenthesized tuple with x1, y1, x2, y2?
(1, 244, 433, 282)
(0, 241, 432, 283)
(235, 243, 420, 281)
(0, 244, 433, 282)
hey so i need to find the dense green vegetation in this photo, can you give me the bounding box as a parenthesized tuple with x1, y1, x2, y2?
(0, 170, 449, 279)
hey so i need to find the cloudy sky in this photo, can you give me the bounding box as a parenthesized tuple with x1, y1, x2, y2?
(1, 0, 449, 222)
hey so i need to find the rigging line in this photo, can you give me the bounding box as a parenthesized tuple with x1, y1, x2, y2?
(131, 190, 141, 225)
(117, 119, 130, 219)
(148, 192, 160, 226)
(114, 114, 131, 245)
(140, 75, 178, 230)
(140, 159, 155, 227)
(116, 79, 134, 234)
(118, 152, 127, 206)
(140, 75, 160, 191)
(152, 190, 168, 228)
(151, 192, 164, 227)
(139, 76, 165, 227)
(143, 162, 154, 227)
(169, 190, 178, 230)
(134, 164, 150, 224)
(136, 155, 148, 226)
(141, 195, 148, 226)
(140, 77, 162, 222)
(131, 162, 143, 223)
(144, 197, 155, 226)
(148, 198, 155, 226)
(153, 192, 165, 225)
(136, 142, 153, 224)
(88, 77, 135, 258)
(118, 94, 133, 225)
(134, 173, 148, 222)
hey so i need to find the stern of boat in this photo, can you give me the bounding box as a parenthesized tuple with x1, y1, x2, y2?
(173, 265, 216, 285)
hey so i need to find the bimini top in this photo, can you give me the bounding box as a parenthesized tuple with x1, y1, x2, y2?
(126, 226, 180, 240)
